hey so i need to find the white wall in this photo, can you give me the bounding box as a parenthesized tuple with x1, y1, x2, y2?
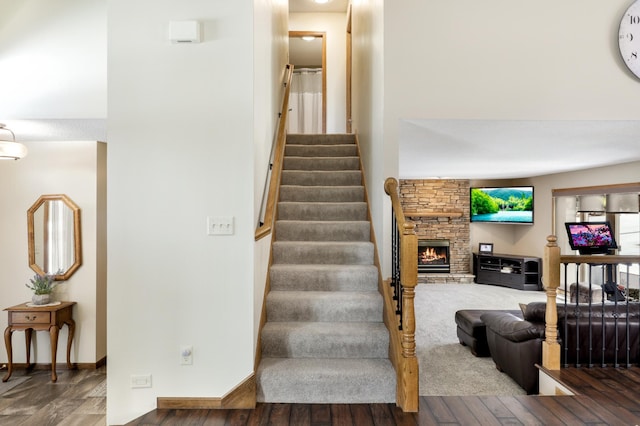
(253, 0, 289, 353)
(350, 0, 387, 273)
(385, 0, 640, 121)
(107, 0, 287, 423)
(0, 0, 106, 119)
(0, 141, 105, 365)
(289, 12, 347, 133)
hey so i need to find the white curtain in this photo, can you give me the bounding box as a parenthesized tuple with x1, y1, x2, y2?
(288, 68, 322, 134)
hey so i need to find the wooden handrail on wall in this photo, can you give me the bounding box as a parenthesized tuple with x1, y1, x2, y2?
(383, 177, 419, 412)
(255, 64, 294, 241)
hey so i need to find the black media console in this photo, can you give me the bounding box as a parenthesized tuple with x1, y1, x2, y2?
(473, 253, 542, 291)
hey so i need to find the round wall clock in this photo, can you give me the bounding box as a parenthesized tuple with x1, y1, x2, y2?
(619, 1, 640, 78)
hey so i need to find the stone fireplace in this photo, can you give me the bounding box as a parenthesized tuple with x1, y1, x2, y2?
(400, 179, 471, 281)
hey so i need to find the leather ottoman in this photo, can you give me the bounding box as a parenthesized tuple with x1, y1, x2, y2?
(455, 309, 522, 357)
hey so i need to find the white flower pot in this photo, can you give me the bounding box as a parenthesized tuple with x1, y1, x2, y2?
(32, 293, 52, 305)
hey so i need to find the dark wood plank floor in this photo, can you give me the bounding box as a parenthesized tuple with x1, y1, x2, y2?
(126, 368, 640, 426)
(2, 365, 640, 425)
(125, 396, 640, 425)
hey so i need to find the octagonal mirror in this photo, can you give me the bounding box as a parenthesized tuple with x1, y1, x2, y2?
(27, 194, 82, 280)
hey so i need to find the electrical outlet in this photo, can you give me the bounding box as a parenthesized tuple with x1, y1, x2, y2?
(207, 216, 234, 235)
(180, 345, 193, 365)
(131, 374, 152, 388)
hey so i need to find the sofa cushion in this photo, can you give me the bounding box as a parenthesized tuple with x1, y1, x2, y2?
(522, 301, 546, 322)
(481, 312, 545, 343)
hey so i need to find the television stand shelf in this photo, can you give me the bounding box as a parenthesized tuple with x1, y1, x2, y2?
(473, 253, 542, 291)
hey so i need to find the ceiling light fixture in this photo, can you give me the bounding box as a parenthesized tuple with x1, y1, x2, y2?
(314, 0, 330, 4)
(0, 123, 28, 160)
(302, 36, 316, 41)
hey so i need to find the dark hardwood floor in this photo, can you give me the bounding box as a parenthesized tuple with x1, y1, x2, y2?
(2, 366, 640, 425)
(125, 396, 640, 425)
(0, 365, 105, 425)
(127, 368, 640, 425)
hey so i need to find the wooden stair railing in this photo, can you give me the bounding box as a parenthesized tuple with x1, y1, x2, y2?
(383, 177, 419, 412)
(255, 64, 294, 241)
(543, 235, 640, 370)
(542, 235, 562, 370)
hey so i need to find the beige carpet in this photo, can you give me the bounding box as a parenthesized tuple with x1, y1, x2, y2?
(416, 283, 547, 396)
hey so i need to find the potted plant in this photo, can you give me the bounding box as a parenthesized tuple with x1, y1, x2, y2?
(26, 273, 57, 305)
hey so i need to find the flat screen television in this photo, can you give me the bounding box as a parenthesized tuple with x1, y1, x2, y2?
(470, 186, 534, 224)
(565, 221, 618, 254)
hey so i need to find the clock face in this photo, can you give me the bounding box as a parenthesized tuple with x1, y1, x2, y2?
(619, 1, 640, 78)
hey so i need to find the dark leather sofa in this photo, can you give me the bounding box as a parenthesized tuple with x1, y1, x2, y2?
(480, 301, 640, 394)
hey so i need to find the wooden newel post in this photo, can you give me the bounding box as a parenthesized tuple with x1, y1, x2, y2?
(383, 176, 419, 412)
(542, 235, 561, 370)
(399, 221, 418, 411)
(400, 222, 417, 358)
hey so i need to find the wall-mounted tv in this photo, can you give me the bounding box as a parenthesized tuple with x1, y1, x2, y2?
(565, 221, 618, 254)
(470, 186, 534, 224)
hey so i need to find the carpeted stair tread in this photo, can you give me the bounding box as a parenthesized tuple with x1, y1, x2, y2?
(285, 144, 357, 158)
(272, 241, 374, 265)
(269, 264, 378, 292)
(283, 156, 360, 171)
(257, 358, 395, 404)
(277, 202, 367, 221)
(286, 133, 356, 145)
(279, 185, 364, 202)
(266, 291, 382, 322)
(281, 170, 362, 186)
(275, 220, 370, 241)
(258, 133, 394, 405)
(261, 322, 389, 358)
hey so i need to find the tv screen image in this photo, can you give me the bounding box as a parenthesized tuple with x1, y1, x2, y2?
(565, 221, 618, 254)
(470, 186, 534, 224)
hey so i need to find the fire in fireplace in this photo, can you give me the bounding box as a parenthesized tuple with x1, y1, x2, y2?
(418, 239, 450, 273)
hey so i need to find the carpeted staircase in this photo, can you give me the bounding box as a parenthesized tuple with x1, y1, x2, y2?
(256, 133, 396, 404)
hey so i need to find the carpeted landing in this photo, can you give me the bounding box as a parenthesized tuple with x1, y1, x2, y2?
(416, 283, 546, 396)
(256, 133, 395, 404)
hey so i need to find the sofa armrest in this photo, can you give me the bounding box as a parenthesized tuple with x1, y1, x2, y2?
(481, 312, 545, 343)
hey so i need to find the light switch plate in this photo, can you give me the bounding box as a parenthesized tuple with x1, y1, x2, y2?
(207, 216, 234, 235)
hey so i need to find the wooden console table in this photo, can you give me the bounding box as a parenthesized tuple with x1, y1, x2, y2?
(3, 301, 76, 383)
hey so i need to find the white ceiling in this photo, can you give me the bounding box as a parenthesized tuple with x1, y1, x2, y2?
(400, 119, 640, 180)
(289, 0, 349, 13)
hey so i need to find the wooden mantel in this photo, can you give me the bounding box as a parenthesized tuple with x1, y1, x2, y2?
(403, 210, 463, 219)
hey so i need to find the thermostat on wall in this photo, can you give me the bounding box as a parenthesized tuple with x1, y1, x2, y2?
(169, 20, 201, 43)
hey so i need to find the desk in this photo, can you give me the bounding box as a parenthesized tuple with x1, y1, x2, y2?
(3, 301, 76, 383)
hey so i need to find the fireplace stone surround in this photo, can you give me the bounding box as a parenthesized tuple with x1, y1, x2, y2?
(400, 179, 472, 283)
